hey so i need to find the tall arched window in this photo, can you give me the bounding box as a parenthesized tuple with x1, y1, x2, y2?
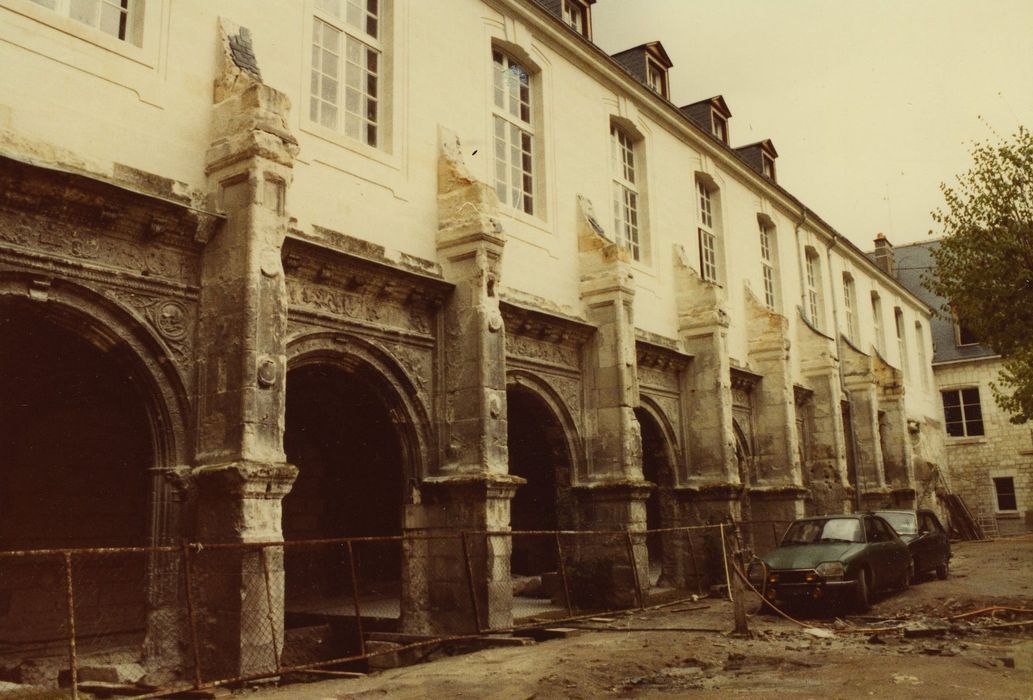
(871, 291, 885, 355)
(696, 178, 722, 283)
(758, 217, 779, 310)
(804, 248, 823, 330)
(915, 321, 929, 389)
(311, 0, 385, 147)
(611, 123, 641, 260)
(842, 272, 858, 343)
(894, 307, 910, 380)
(492, 49, 535, 215)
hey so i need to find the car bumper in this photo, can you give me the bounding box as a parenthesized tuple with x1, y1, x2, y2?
(765, 579, 855, 601)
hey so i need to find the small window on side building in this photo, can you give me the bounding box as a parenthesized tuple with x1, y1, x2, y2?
(941, 387, 984, 438)
(993, 476, 1017, 511)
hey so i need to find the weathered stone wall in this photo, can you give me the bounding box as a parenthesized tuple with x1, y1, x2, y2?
(936, 359, 1033, 534)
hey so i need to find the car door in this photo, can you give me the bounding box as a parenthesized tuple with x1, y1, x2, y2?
(870, 516, 906, 587)
(878, 517, 908, 578)
(863, 516, 890, 587)
(912, 512, 932, 571)
(921, 511, 949, 567)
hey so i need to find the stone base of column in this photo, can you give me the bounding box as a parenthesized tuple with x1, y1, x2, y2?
(746, 486, 807, 552)
(857, 486, 898, 511)
(568, 480, 652, 608)
(404, 473, 521, 635)
(191, 461, 297, 682)
(668, 484, 741, 591)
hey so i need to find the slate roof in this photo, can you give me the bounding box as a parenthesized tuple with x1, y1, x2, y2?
(880, 240, 997, 364)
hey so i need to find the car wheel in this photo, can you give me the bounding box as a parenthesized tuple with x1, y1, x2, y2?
(936, 557, 949, 580)
(853, 569, 871, 612)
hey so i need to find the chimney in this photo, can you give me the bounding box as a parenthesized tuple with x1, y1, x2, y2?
(873, 233, 896, 276)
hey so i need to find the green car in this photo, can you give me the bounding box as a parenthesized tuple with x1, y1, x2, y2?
(747, 513, 911, 611)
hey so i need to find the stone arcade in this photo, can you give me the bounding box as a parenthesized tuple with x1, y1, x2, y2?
(0, 0, 947, 682)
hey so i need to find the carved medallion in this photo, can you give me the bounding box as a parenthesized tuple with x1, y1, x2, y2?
(156, 301, 188, 340)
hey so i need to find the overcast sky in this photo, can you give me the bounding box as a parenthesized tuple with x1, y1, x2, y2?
(591, 0, 1033, 251)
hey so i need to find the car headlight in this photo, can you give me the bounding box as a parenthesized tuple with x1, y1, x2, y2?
(747, 560, 767, 585)
(815, 561, 845, 579)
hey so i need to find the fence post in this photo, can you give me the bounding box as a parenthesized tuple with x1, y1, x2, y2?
(63, 552, 79, 700)
(554, 532, 573, 615)
(686, 529, 703, 595)
(345, 541, 366, 656)
(719, 524, 732, 602)
(729, 522, 750, 637)
(624, 531, 644, 608)
(259, 546, 282, 674)
(460, 532, 483, 633)
(181, 544, 203, 689)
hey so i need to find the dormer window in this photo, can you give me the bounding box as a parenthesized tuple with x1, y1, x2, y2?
(712, 113, 728, 144)
(762, 153, 776, 180)
(562, 0, 590, 37)
(646, 59, 667, 98)
(735, 139, 779, 182)
(611, 42, 673, 100)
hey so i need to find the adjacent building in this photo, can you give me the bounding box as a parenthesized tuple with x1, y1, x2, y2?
(0, 0, 946, 679)
(886, 238, 1033, 535)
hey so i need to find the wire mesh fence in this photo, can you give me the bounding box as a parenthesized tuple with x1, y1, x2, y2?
(0, 522, 754, 698)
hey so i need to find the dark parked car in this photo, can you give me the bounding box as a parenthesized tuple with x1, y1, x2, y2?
(875, 509, 951, 580)
(747, 513, 910, 611)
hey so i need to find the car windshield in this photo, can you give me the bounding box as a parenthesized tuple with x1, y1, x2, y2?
(878, 512, 917, 534)
(782, 518, 863, 545)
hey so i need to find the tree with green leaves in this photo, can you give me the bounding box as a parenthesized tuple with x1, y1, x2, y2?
(925, 126, 1033, 423)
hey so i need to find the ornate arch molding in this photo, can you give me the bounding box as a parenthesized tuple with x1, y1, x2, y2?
(505, 368, 585, 482)
(636, 395, 682, 485)
(286, 332, 434, 484)
(0, 272, 190, 470)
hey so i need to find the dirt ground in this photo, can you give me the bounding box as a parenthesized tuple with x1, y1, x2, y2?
(247, 536, 1033, 699)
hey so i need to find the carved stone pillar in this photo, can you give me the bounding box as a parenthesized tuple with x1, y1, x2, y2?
(192, 20, 298, 679)
(743, 290, 806, 532)
(410, 127, 520, 633)
(672, 245, 738, 521)
(874, 357, 915, 507)
(573, 196, 650, 590)
(840, 343, 887, 508)
(797, 314, 852, 515)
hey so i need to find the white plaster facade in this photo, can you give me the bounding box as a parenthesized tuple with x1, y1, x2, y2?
(0, 0, 950, 676)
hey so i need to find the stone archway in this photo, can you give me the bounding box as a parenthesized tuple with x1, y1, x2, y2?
(505, 374, 579, 577)
(0, 279, 188, 659)
(284, 334, 431, 629)
(635, 402, 678, 587)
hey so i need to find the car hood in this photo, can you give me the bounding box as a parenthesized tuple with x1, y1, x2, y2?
(762, 543, 865, 570)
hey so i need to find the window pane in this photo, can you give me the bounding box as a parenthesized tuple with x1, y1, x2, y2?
(99, 1, 125, 38)
(943, 405, 963, 424)
(70, 0, 99, 25)
(316, 0, 342, 18)
(320, 104, 337, 129)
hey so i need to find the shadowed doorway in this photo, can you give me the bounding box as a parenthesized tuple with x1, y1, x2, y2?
(283, 362, 406, 621)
